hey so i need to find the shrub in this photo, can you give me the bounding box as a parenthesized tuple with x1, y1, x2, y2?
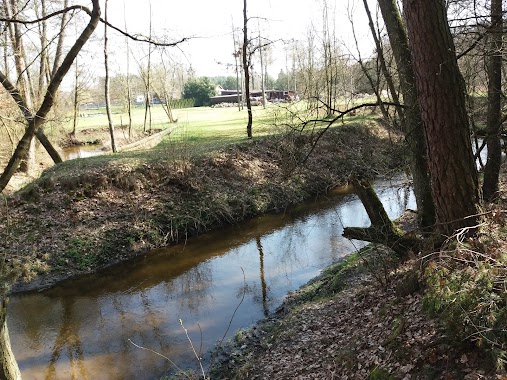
(424, 248, 507, 371)
(182, 77, 215, 107)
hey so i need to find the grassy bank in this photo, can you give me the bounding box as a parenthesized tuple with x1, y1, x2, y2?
(209, 216, 507, 379)
(0, 119, 404, 293)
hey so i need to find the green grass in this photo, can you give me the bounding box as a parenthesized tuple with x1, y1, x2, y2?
(60, 100, 378, 173)
(72, 104, 171, 131)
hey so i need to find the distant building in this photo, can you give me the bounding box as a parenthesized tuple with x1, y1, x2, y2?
(209, 88, 297, 106)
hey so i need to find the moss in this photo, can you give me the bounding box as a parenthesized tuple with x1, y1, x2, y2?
(369, 367, 395, 380)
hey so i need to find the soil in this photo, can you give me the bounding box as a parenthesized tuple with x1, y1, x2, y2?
(60, 126, 163, 148)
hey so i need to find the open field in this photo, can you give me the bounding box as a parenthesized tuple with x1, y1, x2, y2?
(70, 101, 376, 155)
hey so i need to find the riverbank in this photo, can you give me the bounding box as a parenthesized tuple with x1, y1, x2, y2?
(208, 251, 503, 379)
(206, 177, 507, 380)
(0, 122, 405, 293)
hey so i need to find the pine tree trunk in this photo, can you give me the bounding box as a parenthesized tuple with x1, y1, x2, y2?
(403, 0, 478, 236)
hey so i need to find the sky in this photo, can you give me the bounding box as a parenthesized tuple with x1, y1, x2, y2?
(106, 0, 376, 78)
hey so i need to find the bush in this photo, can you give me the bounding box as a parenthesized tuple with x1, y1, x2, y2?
(182, 77, 215, 107)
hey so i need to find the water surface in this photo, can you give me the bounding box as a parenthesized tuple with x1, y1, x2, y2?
(9, 179, 415, 379)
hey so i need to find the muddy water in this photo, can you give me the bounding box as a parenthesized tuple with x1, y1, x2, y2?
(9, 179, 415, 380)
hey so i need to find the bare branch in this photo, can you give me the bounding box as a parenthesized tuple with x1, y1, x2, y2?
(0, 5, 92, 24)
(100, 17, 191, 47)
(0, 6, 191, 48)
(298, 100, 405, 168)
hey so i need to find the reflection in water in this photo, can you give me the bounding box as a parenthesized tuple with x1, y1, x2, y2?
(62, 145, 104, 160)
(9, 178, 415, 380)
(256, 237, 269, 317)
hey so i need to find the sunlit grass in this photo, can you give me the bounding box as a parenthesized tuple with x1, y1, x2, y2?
(67, 99, 379, 162)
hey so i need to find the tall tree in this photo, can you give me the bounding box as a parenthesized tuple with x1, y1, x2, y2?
(482, 0, 503, 200)
(376, 0, 435, 227)
(243, 0, 253, 139)
(0, 0, 100, 192)
(103, 0, 116, 153)
(403, 0, 479, 236)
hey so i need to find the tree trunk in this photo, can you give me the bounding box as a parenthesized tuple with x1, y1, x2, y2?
(72, 57, 79, 137)
(258, 27, 267, 109)
(103, 0, 116, 153)
(243, 0, 253, 139)
(342, 178, 420, 257)
(403, 0, 478, 236)
(232, 20, 242, 111)
(0, 118, 37, 192)
(0, 299, 21, 380)
(35, 129, 62, 164)
(0, 0, 100, 192)
(378, 0, 435, 228)
(482, 0, 503, 201)
(362, 0, 404, 120)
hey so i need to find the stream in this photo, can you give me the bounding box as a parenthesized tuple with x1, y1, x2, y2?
(9, 178, 415, 380)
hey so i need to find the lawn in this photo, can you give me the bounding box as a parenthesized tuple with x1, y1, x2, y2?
(68, 100, 376, 159)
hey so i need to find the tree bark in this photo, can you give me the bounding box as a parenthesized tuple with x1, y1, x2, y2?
(103, 0, 116, 153)
(403, 0, 479, 236)
(342, 178, 420, 257)
(0, 299, 21, 380)
(377, 0, 435, 228)
(243, 0, 253, 139)
(482, 0, 503, 201)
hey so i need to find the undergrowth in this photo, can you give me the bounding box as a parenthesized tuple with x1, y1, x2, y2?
(423, 213, 507, 372)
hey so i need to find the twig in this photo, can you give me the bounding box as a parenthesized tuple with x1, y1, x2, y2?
(179, 319, 206, 379)
(207, 267, 247, 373)
(128, 339, 191, 378)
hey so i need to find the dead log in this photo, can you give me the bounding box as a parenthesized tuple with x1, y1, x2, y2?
(342, 177, 421, 257)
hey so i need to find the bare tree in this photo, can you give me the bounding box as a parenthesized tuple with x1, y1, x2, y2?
(103, 0, 116, 153)
(243, 0, 253, 139)
(482, 0, 503, 200)
(232, 19, 243, 111)
(124, 4, 133, 139)
(0, 0, 100, 192)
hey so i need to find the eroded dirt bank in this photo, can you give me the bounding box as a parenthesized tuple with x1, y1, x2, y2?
(1, 123, 405, 293)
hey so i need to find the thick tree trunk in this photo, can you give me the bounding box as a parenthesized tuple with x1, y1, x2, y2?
(482, 0, 503, 201)
(0, 119, 37, 191)
(378, 0, 435, 228)
(342, 178, 420, 257)
(0, 299, 21, 380)
(403, 0, 479, 236)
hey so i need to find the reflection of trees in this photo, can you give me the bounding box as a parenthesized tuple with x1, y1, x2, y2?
(236, 237, 271, 316)
(176, 264, 213, 312)
(256, 237, 269, 317)
(45, 299, 87, 380)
